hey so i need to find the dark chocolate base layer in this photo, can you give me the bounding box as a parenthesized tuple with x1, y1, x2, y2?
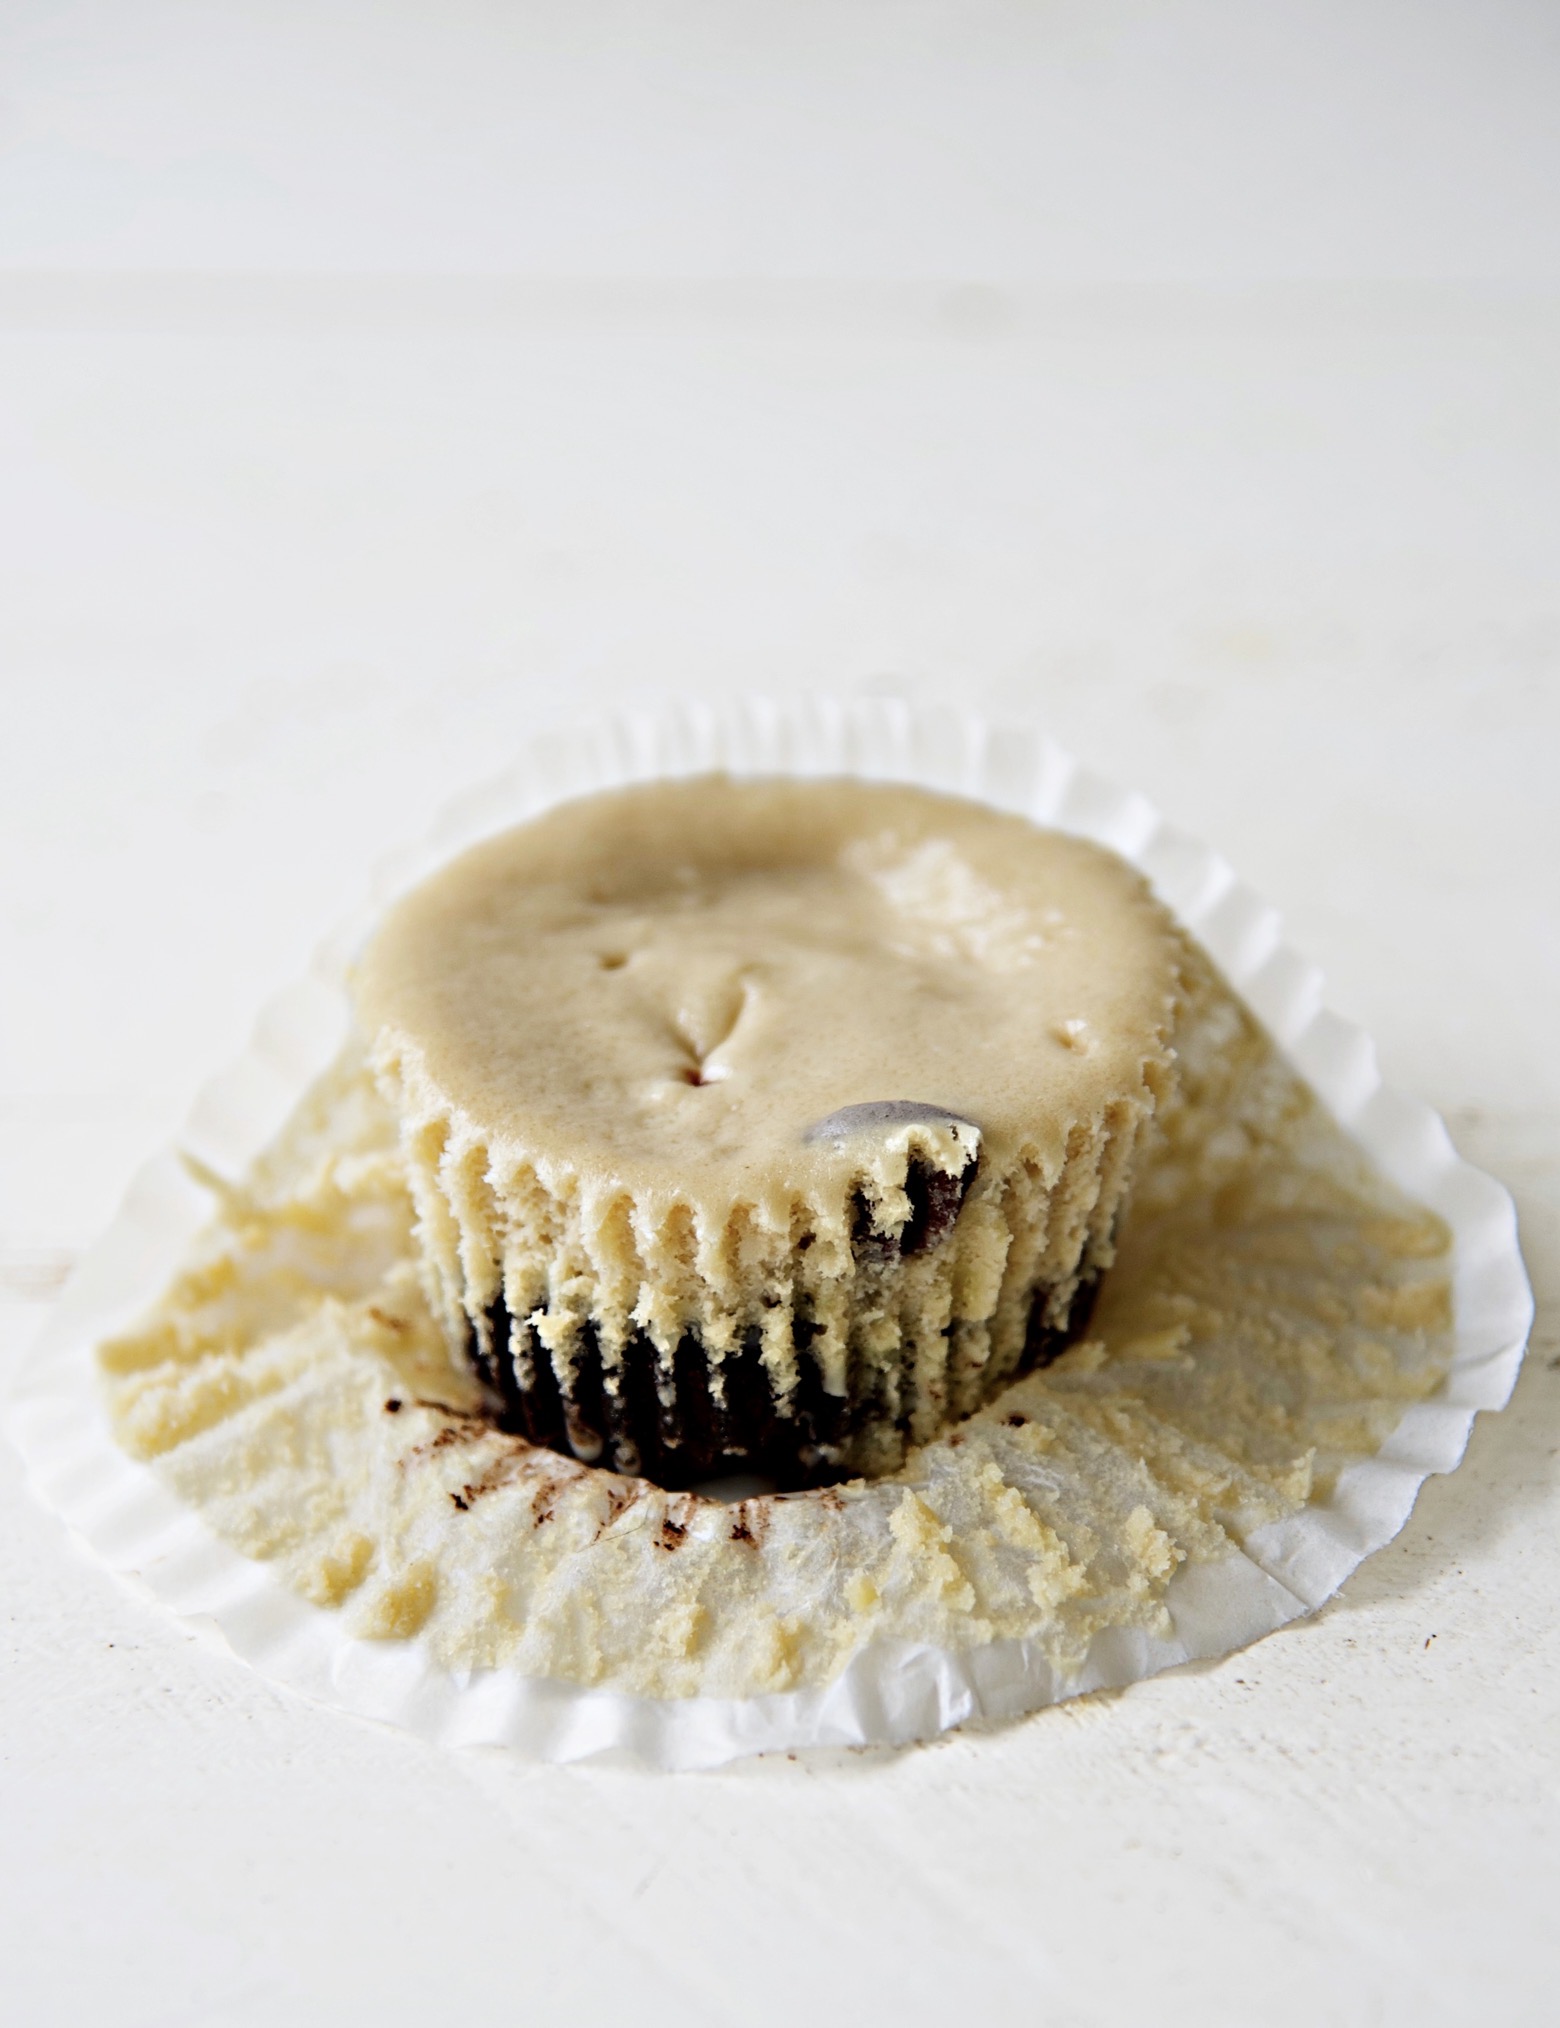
(466, 1275, 1101, 1492)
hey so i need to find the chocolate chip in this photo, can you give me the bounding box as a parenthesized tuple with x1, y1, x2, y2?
(803, 1099, 980, 1145)
(900, 1158, 973, 1255)
(851, 1150, 978, 1261)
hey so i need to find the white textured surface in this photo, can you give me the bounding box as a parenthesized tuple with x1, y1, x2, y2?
(3, 5, 1560, 2023)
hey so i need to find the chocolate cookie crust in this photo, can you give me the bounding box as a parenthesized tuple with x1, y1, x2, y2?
(356, 776, 1186, 1481)
(472, 1272, 1101, 1491)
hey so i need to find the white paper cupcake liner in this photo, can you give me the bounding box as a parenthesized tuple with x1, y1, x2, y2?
(5, 698, 1534, 1767)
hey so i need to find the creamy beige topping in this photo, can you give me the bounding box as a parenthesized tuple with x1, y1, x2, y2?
(357, 777, 1181, 1202)
(98, 973, 1454, 1701)
(353, 779, 1186, 1459)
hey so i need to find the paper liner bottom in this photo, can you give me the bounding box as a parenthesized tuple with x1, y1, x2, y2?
(5, 698, 1534, 1766)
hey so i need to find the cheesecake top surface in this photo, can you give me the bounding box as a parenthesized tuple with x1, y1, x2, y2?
(354, 776, 1185, 1204)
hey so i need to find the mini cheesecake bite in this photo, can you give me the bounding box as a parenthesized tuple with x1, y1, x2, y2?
(354, 776, 1187, 1485)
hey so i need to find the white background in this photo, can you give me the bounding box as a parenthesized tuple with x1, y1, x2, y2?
(2, 5, 1557, 2023)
